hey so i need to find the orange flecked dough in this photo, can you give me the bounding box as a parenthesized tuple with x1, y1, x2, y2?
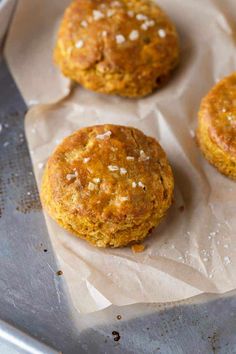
(41, 125, 174, 248)
(197, 73, 236, 180)
(54, 0, 180, 97)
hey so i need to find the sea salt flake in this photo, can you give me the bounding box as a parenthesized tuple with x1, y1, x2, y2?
(75, 40, 84, 49)
(116, 34, 125, 44)
(108, 165, 119, 171)
(136, 13, 148, 21)
(93, 178, 101, 184)
(132, 182, 137, 188)
(158, 29, 166, 38)
(127, 10, 134, 17)
(127, 156, 134, 160)
(96, 130, 112, 140)
(120, 167, 127, 175)
(83, 157, 90, 163)
(107, 9, 115, 17)
(88, 182, 97, 191)
(93, 10, 105, 20)
(129, 30, 139, 41)
(81, 20, 88, 28)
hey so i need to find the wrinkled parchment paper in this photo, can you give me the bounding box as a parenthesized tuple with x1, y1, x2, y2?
(4, 0, 236, 313)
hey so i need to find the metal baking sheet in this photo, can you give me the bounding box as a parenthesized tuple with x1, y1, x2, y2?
(1, 57, 236, 353)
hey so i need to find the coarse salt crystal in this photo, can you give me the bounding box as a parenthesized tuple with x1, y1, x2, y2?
(83, 157, 90, 163)
(81, 20, 88, 28)
(127, 156, 134, 160)
(203, 257, 208, 262)
(116, 34, 125, 44)
(222, 108, 226, 113)
(108, 165, 119, 171)
(138, 181, 145, 188)
(127, 10, 134, 17)
(132, 182, 137, 188)
(66, 171, 78, 181)
(146, 20, 155, 27)
(102, 30, 107, 37)
(141, 23, 148, 31)
(93, 178, 101, 184)
(129, 30, 139, 41)
(158, 29, 166, 38)
(139, 150, 150, 161)
(120, 167, 127, 175)
(100, 3, 107, 9)
(88, 182, 97, 191)
(93, 10, 105, 20)
(224, 244, 229, 249)
(107, 9, 115, 17)
(96, 130, 112, 140)
(120, 196, 129, 201)
(136, 13, 148, 21)
(75, 40, 84, 49)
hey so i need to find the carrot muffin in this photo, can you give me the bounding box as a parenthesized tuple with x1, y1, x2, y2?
(54, 0, 180, 97)
(41, 125, 174, 247)
(197, 73, 236, 179)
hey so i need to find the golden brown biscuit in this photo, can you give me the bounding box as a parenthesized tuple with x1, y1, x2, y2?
(197, 73, 236, 180)
(54, 0, 179, 97)
(41, 125, 174, 247)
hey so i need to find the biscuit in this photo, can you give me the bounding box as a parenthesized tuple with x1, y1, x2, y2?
(54, 0, 180, 97)
(197, 73, 236, 179)
(41, 125, 174, 247)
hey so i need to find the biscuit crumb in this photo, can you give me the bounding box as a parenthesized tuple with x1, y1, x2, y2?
(116, 34, 125, 44)
(88, 182, 97, 191)
(131, 244, 145, 253)
(56, 270, 63, 276)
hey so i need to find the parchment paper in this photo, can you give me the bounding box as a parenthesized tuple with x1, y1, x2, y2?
(4, 0, 236, 313)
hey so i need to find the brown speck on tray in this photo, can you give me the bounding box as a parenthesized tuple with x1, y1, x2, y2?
(43, 249, 48, 253)
(179, 205, 185, 212)
(116, 314, 122, 320)
(112, 331, 120, 342)
(131, 244, 145, 253)
(56, 270, 63, 276)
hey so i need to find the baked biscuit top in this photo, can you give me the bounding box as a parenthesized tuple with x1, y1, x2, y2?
(45, 125, 173, 224)
(200, 74, 236, 156)
(55, 0, 179, 76)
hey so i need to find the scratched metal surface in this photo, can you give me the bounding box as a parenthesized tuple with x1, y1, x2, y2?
(0, 57, 236, 353)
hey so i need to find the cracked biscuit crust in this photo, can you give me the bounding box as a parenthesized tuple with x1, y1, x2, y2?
(54, 0, 180, 97)
(197, 73, 236, 179)
(41, 125, 174, 247)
